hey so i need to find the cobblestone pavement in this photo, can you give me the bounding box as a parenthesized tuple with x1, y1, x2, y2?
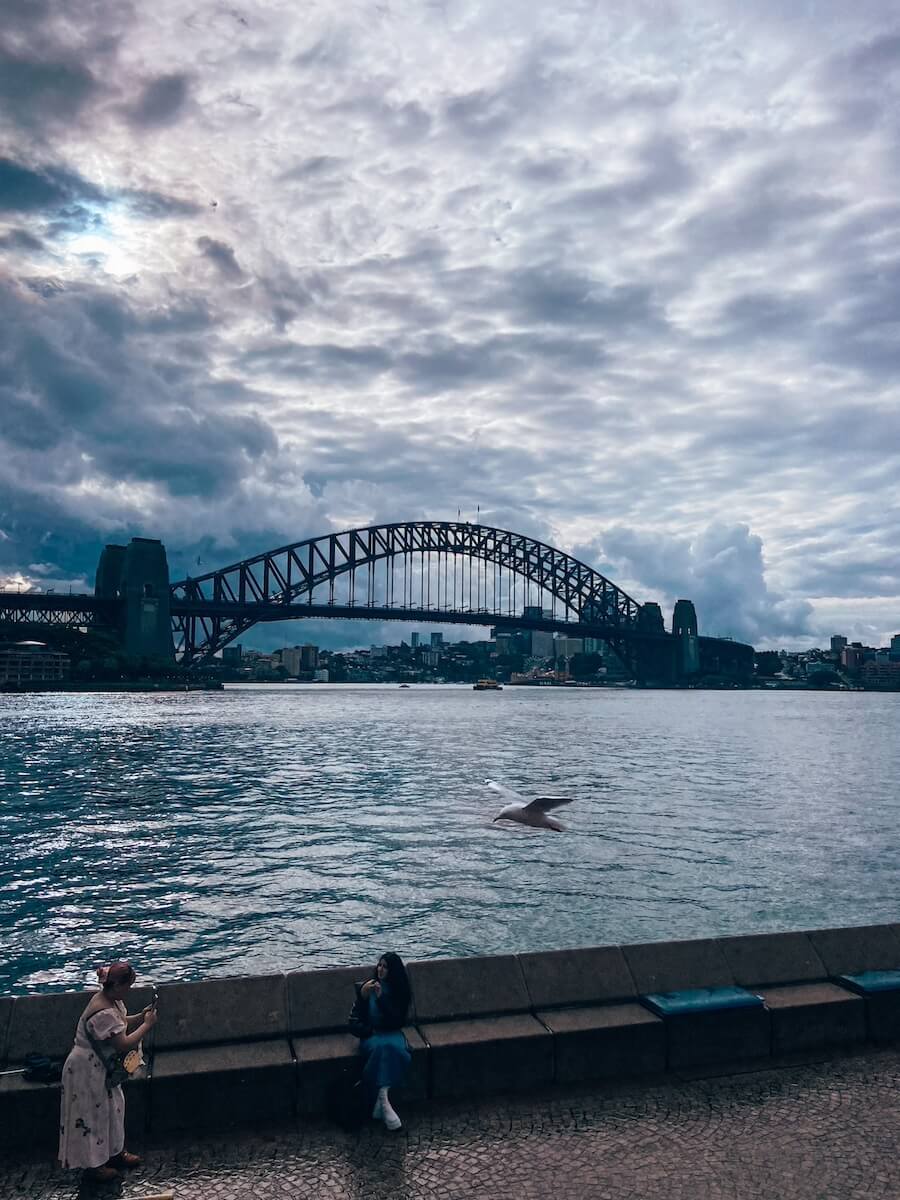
(4, 1047, 900, 1200)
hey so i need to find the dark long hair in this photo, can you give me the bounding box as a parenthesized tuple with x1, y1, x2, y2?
(375, 951, 411, 1016)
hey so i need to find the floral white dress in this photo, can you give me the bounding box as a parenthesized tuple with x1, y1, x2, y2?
(58, 1001, 127, 1169)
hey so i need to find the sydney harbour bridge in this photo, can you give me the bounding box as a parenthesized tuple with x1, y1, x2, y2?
(0, 520, 753, 683)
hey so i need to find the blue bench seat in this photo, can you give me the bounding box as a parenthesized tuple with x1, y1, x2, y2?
(837, 970, 900, 994)
(642, 986, 762, 1017)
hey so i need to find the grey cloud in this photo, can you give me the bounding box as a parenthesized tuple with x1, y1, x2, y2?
(0, 228, 45, 252)
(126, 73, 192, 127)
(121, 189, 203, 219)
(0, 158, 105, 214)
(279, 156, 344, 182)
(322, 94, 432, 144)
(585, 524, 814, 644)
(197, 236, 245, 279)
(0, 46, 99, 130)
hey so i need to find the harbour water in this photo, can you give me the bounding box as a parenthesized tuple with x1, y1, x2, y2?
(1, 684, 898, 995)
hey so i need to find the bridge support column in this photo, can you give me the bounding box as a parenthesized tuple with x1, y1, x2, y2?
(95, 538, 174, 661)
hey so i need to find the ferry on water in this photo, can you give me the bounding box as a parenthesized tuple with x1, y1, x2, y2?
(473, 678, 503, 691)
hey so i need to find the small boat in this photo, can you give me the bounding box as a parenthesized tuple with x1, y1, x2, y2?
(398, 683, 411, 688)
(473, 678, 503, 691)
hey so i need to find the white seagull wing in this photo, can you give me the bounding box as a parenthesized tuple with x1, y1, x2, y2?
(526, 795, 575, 813)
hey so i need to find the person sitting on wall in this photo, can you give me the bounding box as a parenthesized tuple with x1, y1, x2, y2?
(349, 952, 412, 1130)
(58, 961, 158, 1184)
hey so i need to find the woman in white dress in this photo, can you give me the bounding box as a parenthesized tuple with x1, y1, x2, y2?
(58, 961, 157, 1184)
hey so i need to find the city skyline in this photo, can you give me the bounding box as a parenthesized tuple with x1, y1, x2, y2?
(2, 2, 900, 650)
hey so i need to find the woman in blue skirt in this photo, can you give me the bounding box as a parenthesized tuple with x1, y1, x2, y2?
(349, 952, 411, 1130)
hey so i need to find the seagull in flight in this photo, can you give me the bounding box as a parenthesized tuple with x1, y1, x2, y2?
(485, 780, 574, 832)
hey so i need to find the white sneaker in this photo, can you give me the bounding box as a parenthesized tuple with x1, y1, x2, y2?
(381, 1099, 402, 1131)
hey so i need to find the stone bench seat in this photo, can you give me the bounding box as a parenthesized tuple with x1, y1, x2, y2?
(807, 926, 900, 1043)
(409, 955, 553, 1099)
(519, 947, 665, 1083)
(419, 1013, 552, 1099)
(624, 939, 771, 1069)
(149, 975, 294, 1133)
(288, 965, 427, 1115)
(718, 931, 866, 1054)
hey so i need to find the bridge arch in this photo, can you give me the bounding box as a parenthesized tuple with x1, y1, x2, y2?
(169, 520, 641, 665)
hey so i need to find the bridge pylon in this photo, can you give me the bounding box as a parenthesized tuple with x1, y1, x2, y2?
(96, 538, 174, 661)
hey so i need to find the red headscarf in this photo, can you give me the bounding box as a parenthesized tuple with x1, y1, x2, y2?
(96, 961, 136, 990)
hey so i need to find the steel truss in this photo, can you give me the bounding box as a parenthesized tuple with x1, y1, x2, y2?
(0, 594, 112, 629)
(170, 520, 642, 665)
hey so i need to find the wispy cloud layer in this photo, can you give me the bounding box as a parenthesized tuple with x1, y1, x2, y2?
(1, 0, 899, 648)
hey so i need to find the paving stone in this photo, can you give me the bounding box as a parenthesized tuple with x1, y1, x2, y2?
(3, 1047, 900, 1199)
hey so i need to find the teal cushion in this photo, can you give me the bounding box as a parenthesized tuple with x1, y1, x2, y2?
(642, 986, 763, 1017)
(837, 970, 900, 995)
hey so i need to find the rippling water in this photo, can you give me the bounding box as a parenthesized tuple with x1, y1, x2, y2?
(1, 684, 899, 994)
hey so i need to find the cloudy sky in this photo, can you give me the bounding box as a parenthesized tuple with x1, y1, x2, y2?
(1, 0, 899, 651)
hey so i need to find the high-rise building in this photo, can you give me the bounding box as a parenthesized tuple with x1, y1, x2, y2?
(554, 637, 583, 659)
(831, 634, 848, 654)
(300, 644, 319, 671)
(222, 645, 242, 665)
(430, 632, 443, 648)
(890, 634, 900, 662)
(281, 646, 302, 676)
(411, 632, 420, 648)
(531, 630, 554, 659)
(841, 644, 864, 671)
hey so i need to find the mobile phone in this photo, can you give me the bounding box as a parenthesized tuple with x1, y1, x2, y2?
(151, 986, 159, 1010)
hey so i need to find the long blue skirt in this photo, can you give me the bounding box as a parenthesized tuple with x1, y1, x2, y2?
(359, 1031, 411, 1098)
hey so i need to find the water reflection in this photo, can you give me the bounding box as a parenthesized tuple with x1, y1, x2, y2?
(1, 686, 899, 993)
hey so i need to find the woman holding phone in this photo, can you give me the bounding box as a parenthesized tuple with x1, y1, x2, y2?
(349, 952, 412, 1130)
(58, 961, 157, 1183)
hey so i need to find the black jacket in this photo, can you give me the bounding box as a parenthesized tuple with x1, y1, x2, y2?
(348, 980, 409, 1039)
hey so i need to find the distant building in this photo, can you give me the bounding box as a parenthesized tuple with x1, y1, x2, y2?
(0, 641, 70, 685)
(831, 634, 848, 654)
(531, 630, 555, 659)
(222, 645, 242, 665)
(430, 632, 443, 648)
(411, 632, 420, 648)
(862, 661, 900, 687)
(891, 634, 900, 663)
(554, 637, 583, 659)
(841, 644, 865, 671)
(300, 644, 319, 671)
(281, 647, 303, 676)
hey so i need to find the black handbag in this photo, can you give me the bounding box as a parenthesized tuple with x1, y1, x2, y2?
(347, 983, 373, 1040)
(22, 1054, 64, 1084)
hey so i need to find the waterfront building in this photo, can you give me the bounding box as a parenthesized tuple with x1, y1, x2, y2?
(862, 661, 900, 688)
(891, 634, 900, 662)
(0, 640, 70, 685)
(300, 644, 319, 671)
(222, 645, 242, 665)
(831, 634, 848, 654)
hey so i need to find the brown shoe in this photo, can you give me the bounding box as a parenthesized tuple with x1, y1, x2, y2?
(84, 1165, 120, 1182)
(109, 1150, 142, 1168)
